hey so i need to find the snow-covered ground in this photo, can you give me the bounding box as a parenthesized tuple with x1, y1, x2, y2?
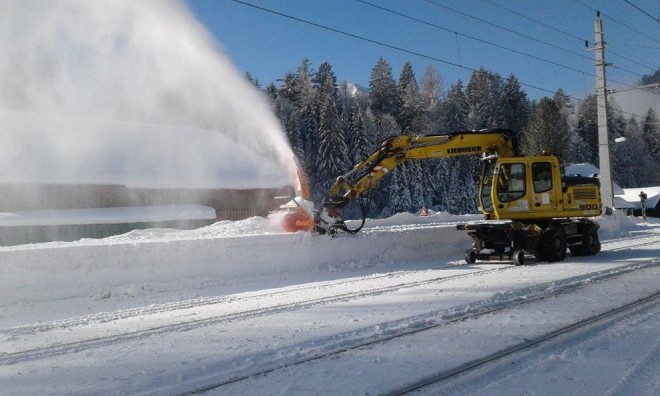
(1, 211, 659, 395)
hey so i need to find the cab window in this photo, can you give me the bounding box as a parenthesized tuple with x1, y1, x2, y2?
(497, 163, 526, 202)
(532, 162, 552, 193)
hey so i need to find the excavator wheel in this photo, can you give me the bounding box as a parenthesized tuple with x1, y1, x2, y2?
(465, 249, 478, 264)
(512, 249, 525, 266)
(535, 226, 567, 262)
(582, 225, 601, 255)
(569, 223, 601, 257)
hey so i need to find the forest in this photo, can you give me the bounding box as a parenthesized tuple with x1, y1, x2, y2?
(247, 59, 660, 216)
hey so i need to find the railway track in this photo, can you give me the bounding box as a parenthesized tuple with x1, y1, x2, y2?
(2, 235, 658, 396)
(172, 259, 658, 395)
(387, 290, 660, 395)
(6, 233, 657, 338)
(0, 264, 516, 364)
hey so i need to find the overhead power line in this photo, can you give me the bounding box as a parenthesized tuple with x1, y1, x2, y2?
(423, 0, 648, 78)
(424, 0, 592, 62)
(356, 0, 592, 76)
(479, 0, 586, 42)
(229, 0, 651, 122)
(624, 0, 660, 23)
(570, 0, 660, 45)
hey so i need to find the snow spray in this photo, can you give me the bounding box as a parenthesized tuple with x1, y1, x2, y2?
(0, 0, 296, 193)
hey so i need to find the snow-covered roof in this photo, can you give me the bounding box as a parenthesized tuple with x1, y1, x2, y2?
(564, 163, 624, 195)
(616, 186, 660, 209)
(0, 205, 216, 227)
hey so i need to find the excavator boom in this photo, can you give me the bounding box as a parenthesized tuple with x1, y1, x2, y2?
(322, 130, 516, 212)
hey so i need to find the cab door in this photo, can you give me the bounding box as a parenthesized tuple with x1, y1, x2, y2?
(491, 161, 532, 219)
(530, 160, 559, 214)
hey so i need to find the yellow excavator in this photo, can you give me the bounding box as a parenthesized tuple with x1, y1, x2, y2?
(284, 129, 602, 266)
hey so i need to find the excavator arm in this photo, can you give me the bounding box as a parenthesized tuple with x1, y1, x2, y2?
(315, 129, 517, 234)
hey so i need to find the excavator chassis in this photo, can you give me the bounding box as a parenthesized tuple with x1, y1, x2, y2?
(457, 218, 600, 266)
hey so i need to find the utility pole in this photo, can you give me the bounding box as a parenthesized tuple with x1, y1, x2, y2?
(594, 11, 614, 214)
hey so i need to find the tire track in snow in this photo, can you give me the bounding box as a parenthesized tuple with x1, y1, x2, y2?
(165, 260, 659, 395)
(605, 338, 660, 396)
(2, 235, 658, 366)
(397, 291, 660, 395)
(0, 265, 515, 364)
(6, 233, 657, 337)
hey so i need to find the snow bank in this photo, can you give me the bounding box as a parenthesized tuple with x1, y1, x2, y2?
(0, 215, 473, 307)
(594, 212, 657, 239)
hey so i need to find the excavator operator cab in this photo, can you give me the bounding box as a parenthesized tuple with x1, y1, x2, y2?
(478, 156, 570, 221)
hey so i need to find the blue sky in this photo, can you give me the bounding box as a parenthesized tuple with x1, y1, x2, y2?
(185, 0, 660, 107)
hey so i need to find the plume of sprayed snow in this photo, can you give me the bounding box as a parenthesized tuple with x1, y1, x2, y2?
(0, 0, 294, 189)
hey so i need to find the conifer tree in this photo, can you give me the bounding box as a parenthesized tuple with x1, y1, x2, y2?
(396, 61, 422, 133)
(441, 80, 468, 133)
(574, 95, 598, 163)
(347, 104, 370, 165)
(501, 74, 530, 144)
(625, 116, 660, 185)
(521, 97, 570, 160)
(610, 113, 635, 187)
(466, 67, 503, 130)
(389, 165, 413, 214)
(315, 94, 348, 200)
(369, 57, 399, 117)
(643, 108, 660, 163)
(420, 64, 443, 134)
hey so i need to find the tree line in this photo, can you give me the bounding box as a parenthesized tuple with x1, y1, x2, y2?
(246, 59, 660, 217)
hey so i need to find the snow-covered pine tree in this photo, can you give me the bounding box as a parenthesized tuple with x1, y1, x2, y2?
(466, 67, 504, 130)
(610, 112, 636, 188)
(315, 94, 348, 202)
(429, 80, 469, 210)
(369, 57, 399, 117)
(441, 80, 468, 133)
(396, 61, 422, 134)
(521, 97, 570, 160)
(501, 74, 530, 145)
(420, 64, 443, 134)
(314, 61, 338, 113)
(347, 104, 370, 165)
(389, 165, 413, 214)
(244, 72, 260, 89)
(574, 95, 599, 163)
(623, 116, 659, 186)
(565, 125, 593, 166)
(643, 109, 660, 164)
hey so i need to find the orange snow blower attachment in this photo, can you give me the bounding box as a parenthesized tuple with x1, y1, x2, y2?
(282, 207, 315, 232)
(281, 157, 316, 232)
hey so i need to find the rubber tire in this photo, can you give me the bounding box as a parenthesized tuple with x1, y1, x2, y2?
(582, 225, 601, 255)
(536, 226, 567, 262)
(465, 249, 477, 264)
(569, 245, 585, 256)
(512, 249, 525, 266)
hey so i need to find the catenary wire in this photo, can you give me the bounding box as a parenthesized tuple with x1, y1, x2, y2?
(423, 0, 651, 81)
(570, 0, 660, 45)
(229, 0, 653, 122)
(624, 0, 660, 22)
(481, 0, 657, 70)
(356, 0, 603, 78)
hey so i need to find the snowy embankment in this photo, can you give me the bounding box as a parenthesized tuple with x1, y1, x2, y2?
(0, 210, 651, 328)
(1, 210, 658, 395)
(1, 211, 480, 326)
